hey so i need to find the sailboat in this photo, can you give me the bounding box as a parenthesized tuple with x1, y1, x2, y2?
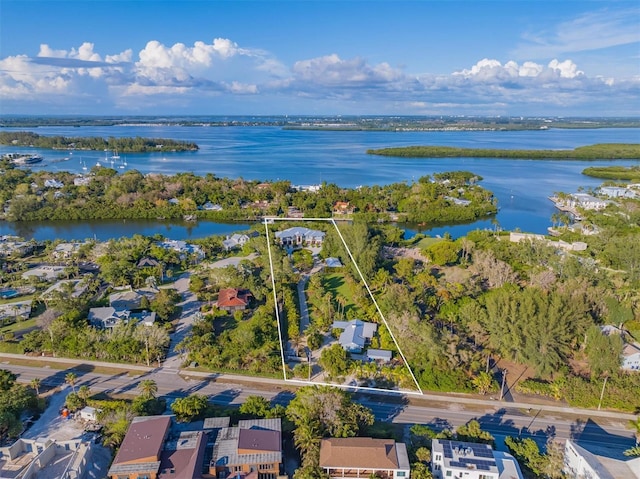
(119, 156, 126, 169)
(81, 158, 87, 171)
(111, 149, 120, 160)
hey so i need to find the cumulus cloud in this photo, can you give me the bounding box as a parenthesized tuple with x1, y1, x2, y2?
(454, 58, 583, 80)
(1, 35, 638, 115)
(292, 54, 403, 86)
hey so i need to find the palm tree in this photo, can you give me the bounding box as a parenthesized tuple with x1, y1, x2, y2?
(138, 379, 158, 399)
(77, 385, 91, 402)
(30, 378, 41, 396)
(65, 372, 78, 393)
(628, 417, 640, 445)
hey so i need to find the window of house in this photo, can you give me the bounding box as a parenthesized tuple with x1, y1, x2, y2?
(446, 472, 452, 477)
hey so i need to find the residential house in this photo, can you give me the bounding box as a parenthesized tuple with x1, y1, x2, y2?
(41, 279, 88, 300)
(286, 206, 304, 218)
(622, 343, 640, 371)
(0, 301, 32, 323)
(217, 288, 252, 312)
(201, 202, 223, 211)
(88, 306, 130, 329)
(138, 257, 161, 268)
(108, 415, 208, 479)
(0, 236, 35, 258)
(599, 186, 637, 199)
(52, 242, 83, 259)
(211, 418, 283, 479)
(319, 437, 410, 479)
(22, 265, 65, 282)
(566, 193, 609, 211)
(157, 240, 205, 262)
(292, 184, 321, 193)
(563, 440, 640, 479)
(44, 179, 64, 189)
(109, 288, 157, 311)
(0, 437, 93, 479)
(223, 231, 258, 251)
(431, 439, 524, 479)
(332, 319, 377, 353)
(274, 227, 325, 246)
(73, 176, 91, 186)
(444, 196, 472, 206)
(333, 201, 355, 215)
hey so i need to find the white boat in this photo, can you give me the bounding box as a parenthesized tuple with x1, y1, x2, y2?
(111, 149, 120, 160)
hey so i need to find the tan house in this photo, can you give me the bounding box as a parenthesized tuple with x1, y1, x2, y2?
(319, 437, 411, 479)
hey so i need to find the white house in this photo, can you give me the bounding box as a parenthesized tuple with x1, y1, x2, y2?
(431, 439, 524, 479)
(88, 306, 130, 329)
(222, 231, 258, 251)
(73, 176, 91, 186)
(157, 239, 205, 262)
(201, 202, 223, 211)
(332, 319, 377, 353)
(567, 193, 609, 211)
(563, 440, 623, 479)
(622, 343, 640, 371)
(52, 242, 82, 259)
(44, 179, 64, 189)
(275, 227, 325, 246)
(599, 186, 637, 199)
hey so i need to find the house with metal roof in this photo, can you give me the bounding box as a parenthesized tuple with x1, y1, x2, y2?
(332, 319, 377, 353)
(108, 415, 208, 479)
(319, 437, 410, 479)
(210, 418, 283, 479)
(274, 227, 325, 246)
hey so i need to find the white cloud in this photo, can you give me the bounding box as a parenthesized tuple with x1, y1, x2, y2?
(227, 81, 258, 94)
(454, 58, 583, 80)
(1, 36, 638, 115)
(514, 7, 640, 59)
(292, 54, 403, 86)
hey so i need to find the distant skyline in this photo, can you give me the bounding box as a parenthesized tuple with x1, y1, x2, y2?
(1, 1, 639, 116)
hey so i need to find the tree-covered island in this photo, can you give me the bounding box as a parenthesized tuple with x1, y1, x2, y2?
(0, 161, 497, 224)
(582, 165, 640, 181)
(0, 131, 198, 152)
(367, 143, 640, 159)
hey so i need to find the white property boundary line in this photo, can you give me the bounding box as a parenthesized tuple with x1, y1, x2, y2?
(263, 217, 423, 396)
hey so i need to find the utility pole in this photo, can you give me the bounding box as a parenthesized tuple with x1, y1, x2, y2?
(499, 369, 507, 401)
(598, 375, 608, 411)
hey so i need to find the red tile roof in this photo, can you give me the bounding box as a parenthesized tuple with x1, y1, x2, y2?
(217, 288, 251, 308)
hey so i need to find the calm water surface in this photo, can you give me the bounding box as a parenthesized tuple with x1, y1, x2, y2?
(1, 126, 638, 240)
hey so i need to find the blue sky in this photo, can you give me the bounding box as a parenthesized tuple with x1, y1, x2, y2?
(1, 0, 638, 116)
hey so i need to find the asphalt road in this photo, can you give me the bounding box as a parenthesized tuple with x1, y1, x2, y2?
(5, 362, 635, 459)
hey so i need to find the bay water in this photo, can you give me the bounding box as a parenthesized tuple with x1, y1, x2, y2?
(0, 125, 638, 241)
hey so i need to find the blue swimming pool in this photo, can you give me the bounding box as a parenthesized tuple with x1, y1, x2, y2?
(0, 289, 19, 299)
